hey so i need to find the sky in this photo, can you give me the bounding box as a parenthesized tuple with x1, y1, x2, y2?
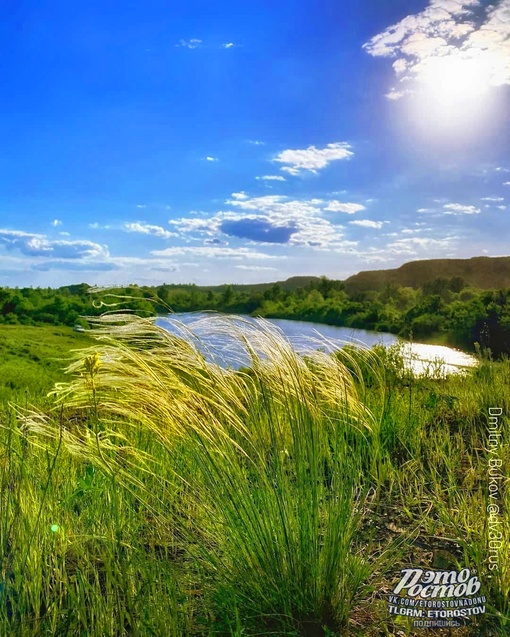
(1, 0, 509, 288)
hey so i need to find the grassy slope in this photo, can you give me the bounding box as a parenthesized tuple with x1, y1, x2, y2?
(0, 325, 91, 402)
(344, 256, 510, 292)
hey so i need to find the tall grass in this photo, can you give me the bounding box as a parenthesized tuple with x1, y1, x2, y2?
(4, 313, 509, 635)
(16, 313, 406, 634)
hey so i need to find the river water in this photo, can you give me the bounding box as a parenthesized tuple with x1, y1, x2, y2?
(155, 312, 478, 376)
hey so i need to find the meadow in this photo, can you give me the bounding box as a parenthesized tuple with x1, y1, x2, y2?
(0, 317, 508, 636)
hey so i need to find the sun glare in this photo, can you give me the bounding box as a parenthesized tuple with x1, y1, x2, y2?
(403, 51, 503, 141)
(420, 54, 492, 107)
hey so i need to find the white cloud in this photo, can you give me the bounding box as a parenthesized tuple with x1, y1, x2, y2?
(324, 201, 366, 214)
(363, 0, 510, 96)
(124, 222, 177, 239)
(273, 142, 353, 175)
(497, 205, 507, 210)
(495, 166, 510, 173)
(151, 246, 281, 260)
(169, 194, 363, 248)
(349, 220, 386, 229)
(234, 265, 277, 271)
(42, 240, 109, 259)
(176, 39, 202, 49)
(386, 236, 456, 255)
(401, 225, 433, 234)
(443, 203, 481, 214)
(248, 140, 265, 146)
(89, 222, 111, 230)
(0, 229, 109, 259)
(223, 195, 338, 246)
(481, 196, 504, 201)
(504, 181, 510, 186)
(204, 156, 218, 162)
(136, 204, 147, 209)
(386, 89, 410, 100)
(222, 42, 235, 49)
(169, 217, 214, 234)
(107, 256, 177, 268)
(256, 175, 286, 181)
(52, 219, 62, 227)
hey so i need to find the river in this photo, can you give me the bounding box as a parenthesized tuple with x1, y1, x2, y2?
(155, 312, 478, 376)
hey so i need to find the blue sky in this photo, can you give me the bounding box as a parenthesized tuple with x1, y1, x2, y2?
(1, 0, 509, 287)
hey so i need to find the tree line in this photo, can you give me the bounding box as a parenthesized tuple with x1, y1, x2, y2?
(1, 276, 509, 355)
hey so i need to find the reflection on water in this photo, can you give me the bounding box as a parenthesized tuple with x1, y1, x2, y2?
(156, 312, 478, 376)
(399, 342, 477, 377)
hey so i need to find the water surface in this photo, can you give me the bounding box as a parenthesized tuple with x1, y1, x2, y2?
(156, 312, 477, 376)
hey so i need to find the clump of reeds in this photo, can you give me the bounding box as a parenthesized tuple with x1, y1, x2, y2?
(19, 312, 405, 633)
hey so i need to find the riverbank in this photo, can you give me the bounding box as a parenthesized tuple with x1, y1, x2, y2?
(246, 310, 472, 354)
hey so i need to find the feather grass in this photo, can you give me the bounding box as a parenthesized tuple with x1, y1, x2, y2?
(17, 312, 405, 632)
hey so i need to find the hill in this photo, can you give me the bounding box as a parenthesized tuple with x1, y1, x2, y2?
(197, 276, 321, 294)
(344, 256, 510, 292)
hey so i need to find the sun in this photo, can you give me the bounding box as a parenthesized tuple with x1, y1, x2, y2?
(402, 51, 501, 140)
(419, 54, 492, 108)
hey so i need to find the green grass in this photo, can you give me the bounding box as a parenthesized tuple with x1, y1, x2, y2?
(0, 325, 91, 403)
(0, 317, 508, 636)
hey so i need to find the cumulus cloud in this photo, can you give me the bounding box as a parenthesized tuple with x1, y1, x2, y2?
(32, 260, 117, 272)
(273, 142, 353, 175)
(386, 89, 411, 100)
(0, 229, 109, 259)
(504, 181, 510, 185)
(168, 194, 369, 249)
(224, 195, 346, 246)
(88, 222, 107, 229)
(363, 0, 510, 96)
(324, 201, 366, 214)
(176, 39, 202, 49)
(205, 238, 228, 245)
(46, 240, 109, 259)
(256, 175, 286, 181)
(220, 218, 298, 243)
(443, 203, 481, 214)
(349, 220, 386, 229)
(169, 217, 214, 235)
(0, 230, 51, 256)
(387, 236, 456, 255)
(124, 222, 177, 239)
(151, 246, 281, 260)
(234, 265, 277, 272)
